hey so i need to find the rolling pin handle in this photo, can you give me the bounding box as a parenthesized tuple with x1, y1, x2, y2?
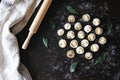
(22, 32, 34, 50)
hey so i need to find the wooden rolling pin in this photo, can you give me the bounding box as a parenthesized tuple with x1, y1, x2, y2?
(22, 0, 53, 49)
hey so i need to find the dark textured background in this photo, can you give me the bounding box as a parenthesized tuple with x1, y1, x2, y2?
(17, 0, 120, 80)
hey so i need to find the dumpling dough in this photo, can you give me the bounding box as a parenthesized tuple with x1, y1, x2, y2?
(77, 31, 85, 39)
(70, 40, 78, 48)
(76, 46, 84, 54)
(57, 29, 64, 36)
(58, 39, 67, 48)
(74, 22, 82, 30)
(84, 25, 92, 33)
(81, 39, 89, 47)
(68, 15, 75, 22)
(82, 14, 90, 22)
(95, 27, 103, 35)
(67, 30, 75, 39)
(64, 23, 71, 30)
(88, 33, 96, 41)
(67, 50, 75, 58)
(85, 52, 93, 59)
(93, 18, 101, 26)
(90, 44, 99, 52)
(99, 37, 107, 45)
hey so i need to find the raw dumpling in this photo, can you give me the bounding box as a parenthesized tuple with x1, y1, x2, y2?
(77, 31, 85, 39)
(88, 33, 96, 41)
(93, 18, 101, 26)
(90, 44, 99, 52)
(70, 40, 78, 48)
(74, 22, 82, 30)
(95, 27, 103, 35)
(76, 46, 84, 54)
(58, 39, 67, 48)
(68, 15, 75, 22)
(85, 52, 93, 59)
(82, 14, 90, 22)
(99, 37, 107, 45)
(67, 30, 75, 39)
(67, 50, 75, 58)
(84, 25, 92, 33)
(64, 23, 71, 30)
(81, 39, 89, 47)
(57, 29, 64, 36)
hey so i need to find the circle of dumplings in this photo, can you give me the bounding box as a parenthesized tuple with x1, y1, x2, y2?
(57, 14, 107, 60)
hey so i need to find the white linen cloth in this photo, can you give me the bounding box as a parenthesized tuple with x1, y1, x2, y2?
(0, 0, 41, 80)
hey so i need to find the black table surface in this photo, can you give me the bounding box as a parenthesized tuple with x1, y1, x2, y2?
(17, 0, 120, 80)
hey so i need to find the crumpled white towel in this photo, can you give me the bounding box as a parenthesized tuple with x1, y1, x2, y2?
(0, 0, 41, 80)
